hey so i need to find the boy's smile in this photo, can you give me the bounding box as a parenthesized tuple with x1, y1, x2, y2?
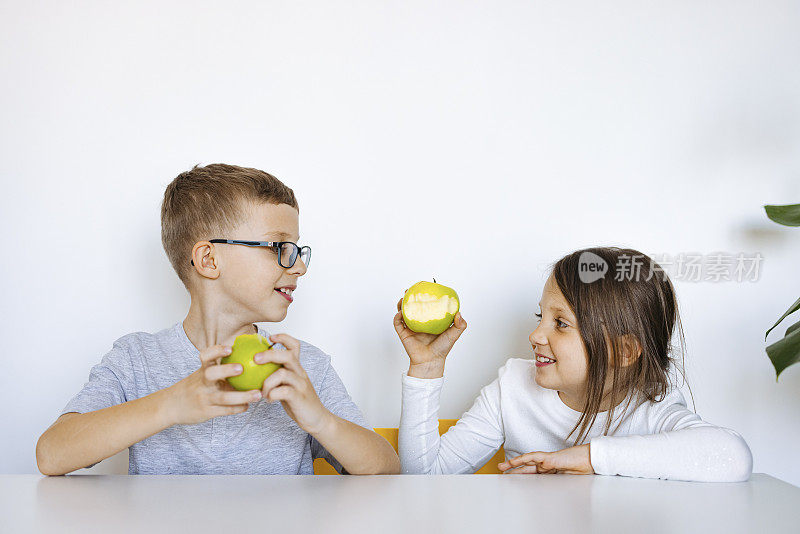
(274, 285, 296, 302)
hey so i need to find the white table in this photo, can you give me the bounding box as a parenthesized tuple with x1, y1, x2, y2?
(2, 473, 797, 533)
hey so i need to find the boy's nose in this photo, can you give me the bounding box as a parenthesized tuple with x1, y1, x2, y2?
(287, 258, 308, 276)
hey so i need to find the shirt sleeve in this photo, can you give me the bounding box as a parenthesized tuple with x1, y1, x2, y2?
(309, 359, 371, 474)
(589, 389, 753, 482)
(398, 366, 505, 474)
(61, 345, 133, 416)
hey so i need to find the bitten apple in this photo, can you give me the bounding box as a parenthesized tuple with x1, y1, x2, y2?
(401, 280, 460, 335)
(221, 334, 282, 391)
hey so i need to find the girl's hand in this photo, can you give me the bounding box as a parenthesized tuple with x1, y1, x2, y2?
(498, 444, 594, 475)
(393, 296, 467, 379)
(257, 334, 332, 435)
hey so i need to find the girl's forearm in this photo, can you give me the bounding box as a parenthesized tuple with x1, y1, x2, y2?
(399, 372, 505, 475)
(407, 361, 446, 379)
(590, 426, 753, 482)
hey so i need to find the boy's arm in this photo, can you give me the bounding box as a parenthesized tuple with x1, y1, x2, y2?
(37, 343, 258, 476)
(36, 387, 175, 476)
(257, 334, 400, 475)
(310, 414, 400, 475)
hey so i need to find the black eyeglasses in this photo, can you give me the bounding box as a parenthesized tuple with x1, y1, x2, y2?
(190, 239, 311, 269)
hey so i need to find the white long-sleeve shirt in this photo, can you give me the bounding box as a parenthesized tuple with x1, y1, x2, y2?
(399, 358, 753, 482)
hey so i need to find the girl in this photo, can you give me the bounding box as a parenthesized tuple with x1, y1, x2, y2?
(394, 247, 752, 481)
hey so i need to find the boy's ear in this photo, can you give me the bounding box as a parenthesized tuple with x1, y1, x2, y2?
(191, 241, 221, 280)
(615, 335, 642, 368)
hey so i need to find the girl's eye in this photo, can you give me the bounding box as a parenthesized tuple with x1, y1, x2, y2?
(534, 313, 542, 322)
(556, 318, 568, 329)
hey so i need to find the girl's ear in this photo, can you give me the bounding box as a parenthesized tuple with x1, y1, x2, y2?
(615, 335, 642, 368)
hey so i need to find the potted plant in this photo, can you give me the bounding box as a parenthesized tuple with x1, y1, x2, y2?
(764, 203, 800, 380)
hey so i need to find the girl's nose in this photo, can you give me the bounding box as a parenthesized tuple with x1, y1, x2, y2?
(529, 324, 547, 347)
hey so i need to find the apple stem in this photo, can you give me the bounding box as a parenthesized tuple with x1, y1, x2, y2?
(433, 278, 436, 283)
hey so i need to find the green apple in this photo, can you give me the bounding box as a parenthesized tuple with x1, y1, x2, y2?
(401, 280, 460, 335)
(220, 334, 282, 391)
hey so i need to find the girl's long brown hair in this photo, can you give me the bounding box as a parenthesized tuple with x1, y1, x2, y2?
(551, 247, 691, 446)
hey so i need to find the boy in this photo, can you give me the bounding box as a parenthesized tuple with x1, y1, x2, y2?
(36, 164, 400, 475)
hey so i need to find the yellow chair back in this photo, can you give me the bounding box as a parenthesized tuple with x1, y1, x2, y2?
(313, 419, 505, 474)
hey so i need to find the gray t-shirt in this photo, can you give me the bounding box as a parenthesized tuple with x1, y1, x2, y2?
(61, 321, 370, 475)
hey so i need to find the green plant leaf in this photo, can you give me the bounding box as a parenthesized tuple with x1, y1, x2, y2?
(766, 324, 800, 380)
(764, 203, 800, 226)
(786, 319, 800, 337)
(765, 296, 800, 340)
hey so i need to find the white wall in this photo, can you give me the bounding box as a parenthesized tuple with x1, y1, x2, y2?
(1, 1, 799, 485)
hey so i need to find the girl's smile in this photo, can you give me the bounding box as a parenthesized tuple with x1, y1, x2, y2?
(535, 353, 556, 367)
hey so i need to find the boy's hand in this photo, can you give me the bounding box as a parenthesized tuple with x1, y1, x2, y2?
(393, 296, 467, 379)
(257, 334, 331, 435)
(166, 344, 262, 426)
(498, 444, 594, 475)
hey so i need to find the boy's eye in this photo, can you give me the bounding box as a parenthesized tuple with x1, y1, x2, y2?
(556, 318, 568, 329)
(535, 313, 542, 322)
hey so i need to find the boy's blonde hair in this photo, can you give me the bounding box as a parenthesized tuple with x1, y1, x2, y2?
(161, 163, 298, 289)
